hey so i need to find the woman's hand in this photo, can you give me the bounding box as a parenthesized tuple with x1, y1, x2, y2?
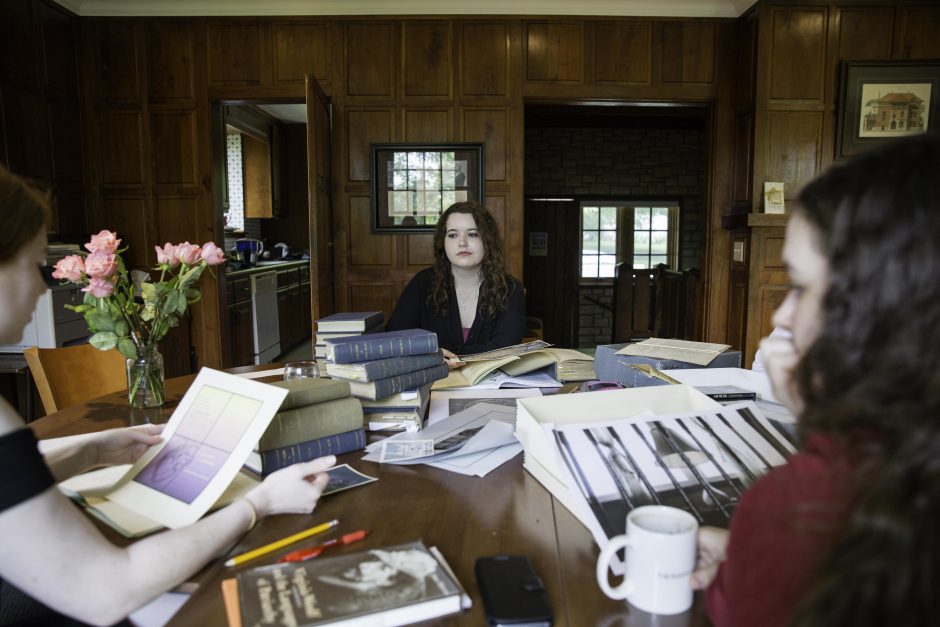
(89, 424, 165, 468)
(691, 526, 730, 590)
(246, 455, 336, 518)
(759, 335, 803, 414)
(442, 348, 465, 370)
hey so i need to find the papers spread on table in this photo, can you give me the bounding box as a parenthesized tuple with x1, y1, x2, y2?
(363, 402, 521, 477)
(618, 338, 732, 366)
(428, 387, 542, 425)
(663, 367, 795, 424)
(433, 345, 595, 389)
(58, 368, 287, 535)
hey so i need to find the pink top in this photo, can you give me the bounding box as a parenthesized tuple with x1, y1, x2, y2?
(462, 327, 470, 342)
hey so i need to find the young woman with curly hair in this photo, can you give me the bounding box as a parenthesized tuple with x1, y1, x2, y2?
(691, 132, 940, 626)
(387, 201, 524, 363)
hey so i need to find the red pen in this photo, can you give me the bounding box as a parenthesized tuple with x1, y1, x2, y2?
(279, 530, 369, 563)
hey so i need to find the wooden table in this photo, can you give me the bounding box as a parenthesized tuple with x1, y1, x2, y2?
(28, 372, 710, 627)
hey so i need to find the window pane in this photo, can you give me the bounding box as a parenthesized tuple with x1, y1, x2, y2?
(650, 255, 668, 267)
(600, 206, 617, 229)
(598, 255, 616, 278)
(407, 152, 423, 168)
(582, 231, 598, 254)
(599, 231, 616, 254)
(582, 255, 598, 278)
(634, 207, 650, 230)
(583, 206, 599, 230)
(424, 151, 441, 168)
(651, 207, 669, 230)
(634, 231, 650, 253)
(650, 231, 668, 255)
(633, 255, 649, 269)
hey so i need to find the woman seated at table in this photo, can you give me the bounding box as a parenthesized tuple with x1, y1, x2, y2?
(387, 201, 525, 364)
(692, 132, 940, 626)
(0, 165, 337, 626)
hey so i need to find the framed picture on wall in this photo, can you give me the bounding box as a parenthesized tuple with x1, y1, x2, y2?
(371, 143, 484, 233)
(836, 60, 940, 159)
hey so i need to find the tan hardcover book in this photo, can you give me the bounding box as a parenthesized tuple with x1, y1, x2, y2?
(258, 396, 364, 451)
(268, 377, 351, 411)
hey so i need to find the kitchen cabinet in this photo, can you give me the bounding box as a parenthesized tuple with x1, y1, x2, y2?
(227, 276, 254, 367)
(224, 105, 285, 220)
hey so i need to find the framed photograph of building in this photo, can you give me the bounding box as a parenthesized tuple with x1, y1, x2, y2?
(836, 60, 940, 159)
(370, 143, 484, 233)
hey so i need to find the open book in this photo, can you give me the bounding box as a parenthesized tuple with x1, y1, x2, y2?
(433, 347, 596, 389)
(52, 368, 288, 536)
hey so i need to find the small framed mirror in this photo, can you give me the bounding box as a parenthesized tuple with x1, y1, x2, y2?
(370, 143, 485, 233)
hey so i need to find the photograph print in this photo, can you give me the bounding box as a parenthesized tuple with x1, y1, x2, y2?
(837, 60, 940, 158)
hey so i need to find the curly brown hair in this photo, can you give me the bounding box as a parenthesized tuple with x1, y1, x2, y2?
(0, 166, 51, 264)
(787, 132, 940, 626)
(429, 201, 511, 319)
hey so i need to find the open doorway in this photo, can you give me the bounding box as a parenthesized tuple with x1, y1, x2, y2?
(523, 103, 707, 349)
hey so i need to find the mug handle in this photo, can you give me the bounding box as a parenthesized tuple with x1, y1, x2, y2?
(596, 535, 634, 600)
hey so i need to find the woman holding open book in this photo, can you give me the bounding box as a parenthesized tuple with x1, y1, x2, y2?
(387, 201, 525, 364)
(0, 164, 337, 626)
(691, 133, 940, 626)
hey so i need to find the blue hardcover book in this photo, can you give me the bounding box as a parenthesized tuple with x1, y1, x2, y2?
(260, 429, 367, 475)
(315, 311, 384, 333)
(324, 328, 439, 364)
(346, 362, 450, 401)
(324, 351, 445, 382)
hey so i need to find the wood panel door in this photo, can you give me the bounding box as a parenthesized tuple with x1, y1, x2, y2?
(523, 198, 579, 348)
(306, 74, 334, 332)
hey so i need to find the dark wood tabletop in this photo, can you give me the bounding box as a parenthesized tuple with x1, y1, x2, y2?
(28, 369, 709, 627)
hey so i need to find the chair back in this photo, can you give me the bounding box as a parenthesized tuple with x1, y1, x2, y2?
(24, 344, 127, 416)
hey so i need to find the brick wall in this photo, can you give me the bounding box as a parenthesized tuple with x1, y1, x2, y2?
(525, 126, 706, 348)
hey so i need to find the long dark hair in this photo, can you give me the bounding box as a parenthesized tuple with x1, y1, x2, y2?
(0, 166, 51, 263)
(429, 201, 511, 319)
(789, 132, 940, 626)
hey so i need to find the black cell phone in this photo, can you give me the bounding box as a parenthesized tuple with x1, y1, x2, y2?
(475, 555, 553, 627)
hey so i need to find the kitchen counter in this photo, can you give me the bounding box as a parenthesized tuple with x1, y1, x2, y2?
(224, 259, 309, 277)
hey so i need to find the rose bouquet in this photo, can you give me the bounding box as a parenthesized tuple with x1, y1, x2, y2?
(52, 230, 226, 407)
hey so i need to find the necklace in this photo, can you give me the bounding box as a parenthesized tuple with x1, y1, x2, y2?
(455, 285, 479, 310)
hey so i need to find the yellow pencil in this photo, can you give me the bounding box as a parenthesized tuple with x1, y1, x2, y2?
(225, 519, 339, 567)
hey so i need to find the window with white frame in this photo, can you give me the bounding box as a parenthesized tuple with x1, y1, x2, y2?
(580, 201, 679, 279)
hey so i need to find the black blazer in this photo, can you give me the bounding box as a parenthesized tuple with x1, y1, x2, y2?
(386, 267, 525, 355)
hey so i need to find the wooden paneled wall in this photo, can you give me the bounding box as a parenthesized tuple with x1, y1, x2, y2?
(75, 14, 739, 367)
(0, 0, 84, 236)
(741, 0, 940, 365)
(80, 20, 218, 373)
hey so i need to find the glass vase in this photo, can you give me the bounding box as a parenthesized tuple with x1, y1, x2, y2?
(126, 346, 165, 408)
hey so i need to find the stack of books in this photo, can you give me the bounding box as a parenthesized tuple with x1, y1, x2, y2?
(248, 378, 365, 476)
(323, 328, 450, 401)
(360, 383, 432, 432)
(313, 311, 385, 364)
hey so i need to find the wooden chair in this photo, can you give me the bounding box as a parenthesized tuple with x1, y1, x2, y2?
(24, 344, 127, 416)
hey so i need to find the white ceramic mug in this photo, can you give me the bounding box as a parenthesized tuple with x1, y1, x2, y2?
(595, 505, 698, 615)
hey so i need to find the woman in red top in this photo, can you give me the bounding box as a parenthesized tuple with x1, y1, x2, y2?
(692, 132, 940, 626)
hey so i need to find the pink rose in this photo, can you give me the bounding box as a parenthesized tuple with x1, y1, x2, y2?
(200, 242, 226, 266)
(155, 243, 180, 267)
(83, 252, 118, 279)
(51, 255, 85, 282)
(85, 230, 121, 254)
(176, 242, 202, 265)
(82, 277, 115, 298)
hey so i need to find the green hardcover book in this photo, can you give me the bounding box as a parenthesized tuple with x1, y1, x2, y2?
(269, 377, 351, 411)
(258, 396, 364, 451)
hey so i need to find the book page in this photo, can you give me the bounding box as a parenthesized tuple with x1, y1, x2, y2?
(617, 338, 731, 366)
(104, 368, 288, 530)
